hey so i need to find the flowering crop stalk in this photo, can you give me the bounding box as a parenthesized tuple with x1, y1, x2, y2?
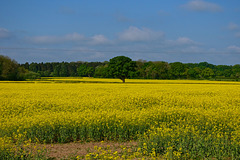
(0, 78, 240, 158)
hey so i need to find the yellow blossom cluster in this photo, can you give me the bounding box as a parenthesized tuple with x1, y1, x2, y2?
(0, 78, 240, 158)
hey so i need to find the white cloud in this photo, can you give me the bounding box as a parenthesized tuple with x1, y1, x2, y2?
(118, 26, 164, 42)
(0, 28, 11, 39)
(228, 23, 239, 31)
(27, 33, 85, 44)
(181, 0, 222, 12)
(228, 45, 240, 53)
(27, 33, 111, 45)
(166, 37, 199, 47)
(90, 35, 109, 45)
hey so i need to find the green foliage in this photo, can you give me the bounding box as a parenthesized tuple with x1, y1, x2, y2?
(201, 68, 215, 79)
(94, 65, 110, 78)
(0, 55, 19, 80)
(0, 54, 235, 81)
(186, 68, 198, 79)
(0, 55, 33, 81)
(169, 62, 187, 79)
(24, 71, 41, 80)
(77, 65, 95, 77)
(108, 56, 136, 82)
(59, 62, 68, 77)
(77, 65, 86, 77)
(144, 61, 169, 79)
(0, 135, 47, 160)
(198, 62, 215, 69)
(139, 125, 240, 159)
(0, 55, 43, 81)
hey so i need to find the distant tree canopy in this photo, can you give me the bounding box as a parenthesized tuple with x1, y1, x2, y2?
(0, 55, 18, 80)
(1, 54, 240, 81)
(108, 56, 136, 83)
(0, 55, 29, 80)
(19, 57, 240, 81)
(0, 55, 40, 81)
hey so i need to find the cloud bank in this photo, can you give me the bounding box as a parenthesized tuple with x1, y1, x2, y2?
(26, 33, 85, 44)
(118, 26, 164, 42)
(228, 45, 240, 53)
(90, 35, 110, 45)
(1, 26, 239, 65)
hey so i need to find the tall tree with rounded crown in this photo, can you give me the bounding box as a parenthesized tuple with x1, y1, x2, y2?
(108, 56, 136, 83)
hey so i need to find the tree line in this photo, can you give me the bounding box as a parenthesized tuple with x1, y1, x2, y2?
(0, 55, 42, 80)
(1, 55, 240, 81)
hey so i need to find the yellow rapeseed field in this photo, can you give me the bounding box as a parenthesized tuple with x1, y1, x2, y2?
(0, 78, 240, 159)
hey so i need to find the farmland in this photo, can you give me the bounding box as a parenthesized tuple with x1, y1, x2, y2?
(1, 78, 240, 159)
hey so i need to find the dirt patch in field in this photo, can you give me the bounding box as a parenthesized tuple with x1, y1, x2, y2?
(45, 141, 138, 159)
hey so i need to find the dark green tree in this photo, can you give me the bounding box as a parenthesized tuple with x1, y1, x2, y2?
(0, 55, 30, 80)
(144, 61, 154, 79)
(0, 55, 19, 80)
(52, 64, 61, 77)
(198, 62, 215, 69)
(186, 68, 197, 79)
(29, 63, 39, 73)
(68, 62, 78, 77)
(16, 66, 28, 80)
(201, 68, 215, 79)
(77, 64, 87, 77)
(153, 61, 170, 79)
(232, 64, 240, 80)
(135, 59, 147, 78)
(94, 64, 110, 78)
(86, 67, 94, 77)
(108, 56, 136, 83)
(59, 62, 68, 77)
(24, 71, 41, 80)
(169, 62, 187, 79)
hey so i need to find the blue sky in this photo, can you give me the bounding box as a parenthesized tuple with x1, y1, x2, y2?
(0, 0, 240, 65)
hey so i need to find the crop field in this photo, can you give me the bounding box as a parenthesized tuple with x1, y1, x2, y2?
(1, 78, 240, 159)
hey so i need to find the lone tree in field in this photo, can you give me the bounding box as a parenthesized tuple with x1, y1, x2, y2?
(108, 56, 136, 83)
